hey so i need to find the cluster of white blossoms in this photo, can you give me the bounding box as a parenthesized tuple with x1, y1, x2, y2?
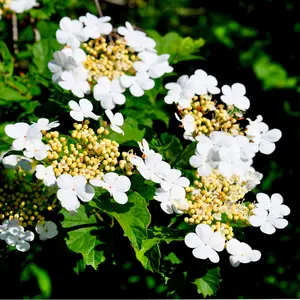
(0, 0, 38, 17)
(157, 69, 289, 266)
(49, 13, 173, 109)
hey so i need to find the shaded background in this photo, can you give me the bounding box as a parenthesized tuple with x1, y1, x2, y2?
(0, 0, 299, 298)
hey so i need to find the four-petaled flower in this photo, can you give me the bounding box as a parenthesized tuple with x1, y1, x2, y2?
(69, 98, 100, 122)
(221, 83, 250, 111)
(35, 165, 56, 186)
(35, 221, 58, 241)
(105, 110, 124, 135)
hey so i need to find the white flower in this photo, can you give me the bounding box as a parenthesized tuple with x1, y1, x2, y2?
(93, 77, 126, 109)
(130, 153, 170, 183)
(249, 209, 289, 235)
(226, 239, 261, 267)
(35, 165, 56, 186)
(5, 122, 42, 150)
(253, 193, 290, 216)
(220, 83, 250, 111)
(2, 154, 32, 171)
(175, 113, 196, 137)
(58, 68, 90, 98)
(118, 22, 156, 52)
(23, 140, 50, 161)
(56, 17, 87, 49)
(244, 167, 263, 191)
(90, 172, 131, 204)
(35, 118, 60, 131)
(160, 169, 190, 192)
(185, 224, 225, 263)
(187, 69, 220, 95)
(35, 221, 58, 241)
(9, 0, 38, 13)
(0, 218, 20, 239)
(79, 13, 112, 39)
(57, 174, 95, 211)
(164, 75, 195, 109)
(48, 48, 86, 82)
(246, 115, 282, 155)
(137, 139, 155, 157)
(133, 52, 173, 79)
(105, 110, 124, 135)
(120, 72, 155, 97)
(68, 98, 100, 122)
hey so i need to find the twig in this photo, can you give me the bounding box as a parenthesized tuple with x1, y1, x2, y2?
(30, 17, 41, 42)
(94, 0, 113, 42)
(12, 13, 19, 55)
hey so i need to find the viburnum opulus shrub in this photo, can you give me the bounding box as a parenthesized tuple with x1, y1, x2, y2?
(0, 1, 290, 297)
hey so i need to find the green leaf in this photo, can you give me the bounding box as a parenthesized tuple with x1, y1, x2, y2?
(130, 174, 156, 202)
(174, 142, 197, 168)
(164, 252, 182, 265)
(0, 41, 13, 76)
(105, 118, 146, 147)
(192, 267, 222, 298)
(147, 31, 205, 64)
(91, 191, 151, 249)
(61, 206, 106, 270)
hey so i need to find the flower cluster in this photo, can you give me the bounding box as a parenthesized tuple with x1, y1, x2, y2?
(49, 14, 173, 106)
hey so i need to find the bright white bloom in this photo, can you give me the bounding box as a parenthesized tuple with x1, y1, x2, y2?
(226, 239, 261, 267)
(69, 98, 100, 122)
(90, 172, 131, 204)
(5, 122, 42, 150)
(137, 139, 155, 157)
(249, 209, 289, 235)
(58, 68, 90, 98)
(9, 0, 38, 13)
(35, 165, 56, 186)
(246, 115, 282, 155)
(93, 77, 126, 109)
(48, 48, 86, 82)
(118, 22, 156, 52)
(164, 75, 195, 109)
(35, 118, 60, 131)
(130, 153, 170, 183)
(253, 193, 290, 216)
(221, 83, 250, 111)
(185, 224, 225, 263)
(175, 114, 196, 141)
(187, 69, 220, 95)
(35, 221, 58, 241)
(105, 110, 124, 135)
(120, 72, 154, 97)
(244, 167, 263, 191)
(56, 17, 87, 49)
(160, 169, 190, 192)
(2, 154, 32, 171)
(133, 52, 173, 79)
(57, 174, 95, 211)
(23, 140, 50, 161)
(79, 13, 112, 39)
(0, 219, 34, 252)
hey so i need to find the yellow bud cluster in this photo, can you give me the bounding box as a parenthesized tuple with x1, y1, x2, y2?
(0, 170, 56, 228)
(179, 95, 244, 138)
(45, 120, 121, 180)
(0, 0, 10, 17)
(184, 169, 250, 240)
(82, 37, 138, 82)
(118, 151, 136, 176)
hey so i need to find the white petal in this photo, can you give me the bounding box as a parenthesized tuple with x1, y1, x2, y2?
(263, 129, 282, 142)
(79, 98, 93, 113)
(226, 239, 241, 255)
(260, 222, 276, 234)
(256, 193, 271, 207)
(229, 255, 241, 267)
(185, 233, 203, 248)
(114, 175, 131, 193)
(195, 224, 213, 244)
(68, 100, 80, 111)
(160, 201, 174, 214)
(112, 190, 128, 204)
(251, 250, 261, 262)
(270, 193, 283, 206)
(259, 139, 275, 155)
(209, 232, 225, 252)
(57, 189, 80, 211)
(105, 109, 114, 123)
(70, 110, 84, 121)
(16, 240, 31, 252)
(249, 215, 267, 227)
(270, 218, 288, 229)
(57, 174, 73, 189)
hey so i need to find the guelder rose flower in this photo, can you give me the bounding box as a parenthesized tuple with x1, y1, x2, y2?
(120, 72, 155, 97)
(35, 165, 56, 186)
(187, 69, 220, 95)
(226, 239, 261, 267)
(2, 154, 32, 171)
(160, 169, 190, 192)
(90, 172, 131, 204)
(254, 193, 290, 216)
(93, 77, 126, 109)
(79, 13, 113, 39)
(9, 0, 38, 13)
(164, 75, 195, 109)
(105, 110, 124, 135)
(35, 221, 58, 241)
(68, 99, 100, 122)
(221, 83, 250, 111)
(23, 140, 51, 161)
(34, 118, 60, 131)
(246, 115, 282, 155)
(134, 52, 173, 79)
(56, 17, 87, 49)
(5, 122, 42, 150)
(57, 174, 95, 212)
(185, 224, 225, 263)
(138, 139, 155, 157)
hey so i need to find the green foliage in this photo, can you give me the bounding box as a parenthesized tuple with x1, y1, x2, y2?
(147, 31, 205, 64)
(0, 41, 13, 76)
(192, 267, 222, 298)
(61, 206, 106, 270)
